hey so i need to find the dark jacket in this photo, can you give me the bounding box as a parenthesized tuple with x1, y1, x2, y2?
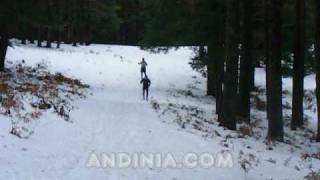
(140, 78, 151, 89)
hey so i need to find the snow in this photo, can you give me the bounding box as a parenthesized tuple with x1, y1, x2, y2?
(0, 43, 319, 180)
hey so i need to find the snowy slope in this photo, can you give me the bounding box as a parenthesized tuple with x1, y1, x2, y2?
(0, 43, 319, 180)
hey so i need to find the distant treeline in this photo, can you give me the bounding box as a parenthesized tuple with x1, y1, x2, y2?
(0, 0, 146, 47)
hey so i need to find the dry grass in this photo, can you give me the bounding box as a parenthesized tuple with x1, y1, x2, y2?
(0, 62, 90, 138)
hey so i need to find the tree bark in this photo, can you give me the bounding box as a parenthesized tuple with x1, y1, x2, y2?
(265, 0, 271, 121)
(267, 0, 284, 141)
(292, 0, 305, 130)
(250, 64, 255, 90)
(238, 0, 254, 124)
(85, 0, 91, 46)
(57, 30, 61, 49)
(29, 25, 36, 44)
(220, 0, 240, 130)
(85, 26, 91, 46)
(72, 26, 77, 47)
(207, 61, 216, 96)
(0, 36, 9, 71)
(214, 43, 224, 120)
(46, 27, 52, 48)
(315, 0, 320, 142)
(206, 46, 216, 96)
(37, 27, 42, 47)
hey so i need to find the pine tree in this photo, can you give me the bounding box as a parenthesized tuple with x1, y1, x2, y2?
(265, 0, 271, 121)
(45, 0, 53, 48)
(315, 0, 320, 142)
(220, 0, 240, 130)
(0, 0, 18, 71)
(116, 0, 146, 44)
(207, 51, 216, 96)
(213, 38, 224, 119)
(238, 0, 254, 123)
(266, 0, 284, 141)
(291, 0, 305, 130)
(0, 32, 9, 71)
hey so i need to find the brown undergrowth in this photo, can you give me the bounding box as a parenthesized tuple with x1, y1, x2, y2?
(0, 61, 89, 138)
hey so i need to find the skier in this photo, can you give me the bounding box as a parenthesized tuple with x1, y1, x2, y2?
(140, 75, 151, 101)
(138, 58, 148, 79)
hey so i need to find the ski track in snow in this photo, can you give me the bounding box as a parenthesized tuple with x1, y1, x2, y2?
(0, 43, 318, 180)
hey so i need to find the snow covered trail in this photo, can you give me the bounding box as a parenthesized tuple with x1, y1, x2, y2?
(1, 44, 319, 180)
(1, 44, 242, 180)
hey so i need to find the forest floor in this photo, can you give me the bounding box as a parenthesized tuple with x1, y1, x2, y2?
(0, 41, 319, 180)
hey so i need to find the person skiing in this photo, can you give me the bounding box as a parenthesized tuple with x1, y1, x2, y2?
(140, 75, 151, 101)
(138, 58, 148, 79)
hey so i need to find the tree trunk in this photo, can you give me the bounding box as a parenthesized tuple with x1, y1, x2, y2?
(214, 43, 224, 120)
(315, 0, 320, 142)
(0, 36, 9, 71)
(85, 0, 91, 46)
(46, 27, 52, 48)
(206, 46, 216, 96)
(21, 39, 26, 45)
(37, 27, 42, 47)
(29, 25, 36, 44)
(250, 64, 255, 90)
(85, 27, 91, 46)
(265, 0, 271, 121)
(220, 0, 239, 130)
(57, 30, 61, 49)
(267, 0, 284, 141)
(72, 27, 77, 47)
(292, 0, 305, 130)
(207, 60, 216, 96)
(238, 0, 254, 124)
